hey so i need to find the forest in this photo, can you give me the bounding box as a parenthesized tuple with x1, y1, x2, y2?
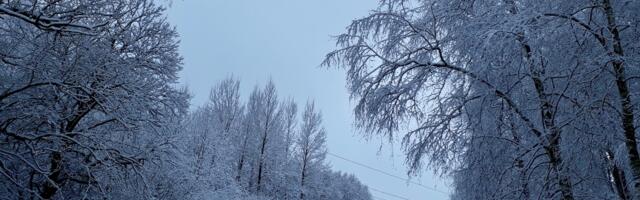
(0, 1, 371, 199)
(3, 0, 640, 200)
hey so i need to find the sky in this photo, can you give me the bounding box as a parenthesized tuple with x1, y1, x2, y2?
(166, 1, 450, 199)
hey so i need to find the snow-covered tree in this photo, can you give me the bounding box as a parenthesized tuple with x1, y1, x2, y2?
(0, 0, 377, 197)
(249, 80, 283, 194)
(178, 80, 372, 200)
(0, 0, 188, 199)
(296, 101, 327, 200)
(0, 0, 124, 34)
(326, 0, 640, 199)
(282, 99, 298, 158)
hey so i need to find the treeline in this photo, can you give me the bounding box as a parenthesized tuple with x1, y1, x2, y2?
(178, 78, 372, 200)
(0, 0, 371, 199)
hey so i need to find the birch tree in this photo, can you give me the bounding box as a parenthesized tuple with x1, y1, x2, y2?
(326, 0, 640, 199)
(295, 101, 327, 200)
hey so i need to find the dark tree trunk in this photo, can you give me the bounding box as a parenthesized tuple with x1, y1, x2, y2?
(40, 152, 62, 199)
(601, 0, 640, 197)
(256, 121, 269, 193)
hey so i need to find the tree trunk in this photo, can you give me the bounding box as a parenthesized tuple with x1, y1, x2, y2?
(40, 152, 62, 199)
(606, 150, 631, 200)
(506, 109, 530, 200)
(601, 0, 640, 197)
(544, 134, 574, 200)
(504, 1, 574, 198)
(40, 100, 94, 199)
(299, 152, 308, 200)
(256, 121, 269, 193)
(517, 35, 574, 200)
(236, 138, 247, 183)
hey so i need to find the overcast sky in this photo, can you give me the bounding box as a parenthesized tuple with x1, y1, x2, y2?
(167, 1, 450, 199)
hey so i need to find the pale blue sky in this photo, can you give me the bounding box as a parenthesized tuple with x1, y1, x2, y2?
(167, 1, 450, 199)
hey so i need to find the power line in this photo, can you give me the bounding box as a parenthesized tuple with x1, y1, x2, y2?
(327, 151, 448, 195)
(372, 195, 390, 200)
(369, 186, 411, 200)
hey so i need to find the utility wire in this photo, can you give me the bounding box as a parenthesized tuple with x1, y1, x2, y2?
(327, 151, 448, 195)
(369, 186, 411, 200)
(372, 195, 390, 200)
